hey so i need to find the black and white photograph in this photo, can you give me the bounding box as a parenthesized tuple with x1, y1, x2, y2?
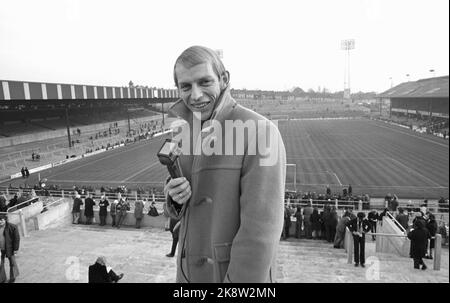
(0, 0, 448, 290)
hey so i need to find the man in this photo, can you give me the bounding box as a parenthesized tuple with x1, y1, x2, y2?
(368, 209, 379, 240)
(164, 46, 286, 283)
(407, 219, 430, 270)
(395, 208, 409, 232)
(88, 256, 123, 283)
(72, 193, 83, 224)
(134, 199, 145, 229)
(0, 214, 20, 283)
(84, 193, 95, 225)
(116, 195, 130, 229)
(110, 198, 118, 227)
(303, 200, 314, 239)
(347, 212, 371, 267)
(334, 211, 351, 248)
(98, 194, 109, 226)
(282, 204, 292, 240)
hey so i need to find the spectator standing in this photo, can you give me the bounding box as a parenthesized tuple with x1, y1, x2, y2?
(72, 193, 83, 224)
(328, 207, 338, 243)
(25, 167, 30, 178)
(0, 194, 8, 212)
(334, 211, 351, 248)
(348, 184, 352, 197)
(110, 198, 118, 227)
(395, 208, 410, 232)
(407, 219, 430, 270)
(7, 194, 18, 210)
(347, 212, 370, 267)
(98, 195, 109, 226)
(20, 167, 25, 178)
(426, 214, 438, 259)
(368, 209, 379, 240)
(310, 207, 322, 240)
(294, 206, 303, 239)
(116, 197, 130, 229)
(84, 193, 95, 225)
(282, 205, 292, 240)
(134, 199, 145, 229)
(326, 185, 331, 197)
(322, 205, 332, 242)
(0, 214, 20, 283)
(303, 201, 313, 239)
(391, 195, 399, 213)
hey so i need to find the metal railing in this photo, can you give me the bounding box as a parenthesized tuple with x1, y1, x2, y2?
(386, 211, 407, 233)
(344, 227, 443, 271)
(6, 197, 39, 213)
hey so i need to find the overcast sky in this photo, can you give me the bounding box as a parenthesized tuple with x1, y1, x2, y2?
(0, 0, 448, 93)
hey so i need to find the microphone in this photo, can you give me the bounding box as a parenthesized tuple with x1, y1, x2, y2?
(157, 139, 184, 212)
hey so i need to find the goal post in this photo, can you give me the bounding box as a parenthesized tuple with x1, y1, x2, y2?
(285, 163, 297, 191)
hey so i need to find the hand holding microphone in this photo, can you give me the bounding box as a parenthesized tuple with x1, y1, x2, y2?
(164, 177, 191, 205)
(157, 139, 192, 210)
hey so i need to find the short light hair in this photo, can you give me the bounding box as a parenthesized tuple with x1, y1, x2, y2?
(173, 45, 226, 88)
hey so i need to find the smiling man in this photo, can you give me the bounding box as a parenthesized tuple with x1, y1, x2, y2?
(163, 45, 286, 283)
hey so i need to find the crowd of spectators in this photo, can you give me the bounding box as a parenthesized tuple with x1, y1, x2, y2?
(70, 191, 161, 229)
(284, 185, 371, 209)
(378, 114, 449, 139)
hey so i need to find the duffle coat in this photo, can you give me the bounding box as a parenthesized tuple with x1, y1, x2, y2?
(165, 87, 286, 283)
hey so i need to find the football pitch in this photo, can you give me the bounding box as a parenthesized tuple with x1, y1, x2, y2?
(4, 118, 449, 199)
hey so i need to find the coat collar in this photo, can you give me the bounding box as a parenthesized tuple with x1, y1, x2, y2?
(168, 86, 236, 126)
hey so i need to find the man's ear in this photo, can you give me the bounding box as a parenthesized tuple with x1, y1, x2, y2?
(220, 71, 230, 89)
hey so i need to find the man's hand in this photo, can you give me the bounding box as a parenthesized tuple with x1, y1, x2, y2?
(165, 177, 191, 205)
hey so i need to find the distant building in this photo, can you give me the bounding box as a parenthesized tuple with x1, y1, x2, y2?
(376, 76, 449, 118)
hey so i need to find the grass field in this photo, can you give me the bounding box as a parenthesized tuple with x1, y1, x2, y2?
(2, 118, 448, 199)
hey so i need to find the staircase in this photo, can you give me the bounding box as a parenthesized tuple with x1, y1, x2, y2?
(276, 237, 448, 282)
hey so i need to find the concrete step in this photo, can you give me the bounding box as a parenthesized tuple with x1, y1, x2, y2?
(14, 224, 449, 283)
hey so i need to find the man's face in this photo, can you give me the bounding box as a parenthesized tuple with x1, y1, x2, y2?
(175, 62, 224, 121)
(0, 218, 6, 227)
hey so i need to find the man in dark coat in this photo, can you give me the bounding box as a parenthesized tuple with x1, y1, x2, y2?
(395, 208, 410, 232)
(426, 214, 438, 259)
(282, 205, 292, 240)
(368, 209, 379, 240)
(8, 194, 18, 209)
(294, 206, 303, 239)
(347, 212, 371, 267)
(408, 219, 430, 270)
(84, 193, 95, 225)
(88, 256, 123, 283)
(116, 196, 130, 229)
(0, 214, 20, 283)
(98, 195, 109, 226)
(303, 201, 313, 239)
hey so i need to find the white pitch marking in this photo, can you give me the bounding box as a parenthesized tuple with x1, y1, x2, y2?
(388, 157, 444, 188)
(45, 139, 166, 179)
(121, 161, 159, 182)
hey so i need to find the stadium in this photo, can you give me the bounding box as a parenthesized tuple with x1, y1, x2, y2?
(0, 76, 448, 283)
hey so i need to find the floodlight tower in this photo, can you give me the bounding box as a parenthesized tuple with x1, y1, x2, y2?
(341, 39, 355, 99)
